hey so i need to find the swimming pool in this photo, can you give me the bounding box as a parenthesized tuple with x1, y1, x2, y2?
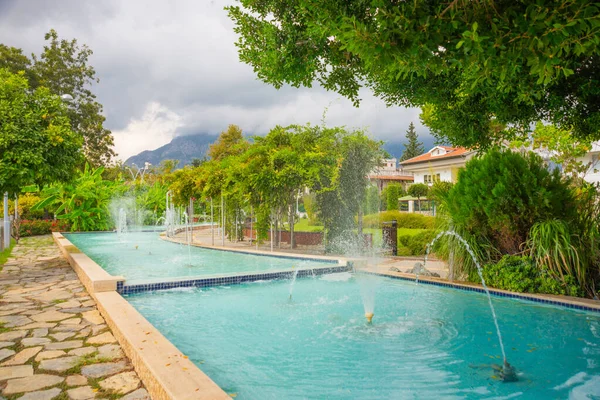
(65, 232, 337, 284)
(127, 272, 600, 399)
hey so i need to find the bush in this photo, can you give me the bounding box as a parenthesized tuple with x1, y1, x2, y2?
(19, 220, 71, 237)
(481, 255, 583, 297)
(397, 230, 436, 256)
(386, 184, 403, 211)
(363, 211, 436, 229)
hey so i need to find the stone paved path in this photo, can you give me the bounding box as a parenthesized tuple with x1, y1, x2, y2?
(0, 236, 150, 400)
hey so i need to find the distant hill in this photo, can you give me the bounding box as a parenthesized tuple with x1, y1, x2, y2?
(125, 132, 438, 168)
(125, 133, 218, 167)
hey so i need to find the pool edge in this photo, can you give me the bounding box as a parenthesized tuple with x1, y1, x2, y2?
(51, 232, 231, 400)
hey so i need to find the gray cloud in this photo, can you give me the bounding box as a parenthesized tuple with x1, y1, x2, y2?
(0, 0, 432, 160)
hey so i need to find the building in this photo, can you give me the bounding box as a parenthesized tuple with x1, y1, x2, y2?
(399, 146, 475, 185)
(368, 158, 414, 191)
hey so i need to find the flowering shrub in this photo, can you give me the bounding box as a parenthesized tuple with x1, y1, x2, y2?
(19, 220, 71, 237)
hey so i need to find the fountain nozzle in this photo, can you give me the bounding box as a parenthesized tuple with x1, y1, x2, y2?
(501, 360, 518, 382)
(365, 312, 374, 324)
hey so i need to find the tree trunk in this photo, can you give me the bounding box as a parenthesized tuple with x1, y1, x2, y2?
(289, 203, 295, 249)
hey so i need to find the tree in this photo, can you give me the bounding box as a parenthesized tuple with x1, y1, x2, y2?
(228, 1, 600, 148)
(386, 184, 402, 211)
(208, 124, 249, 161)
(0, 68, 82, 196)
(1, 30, 115, 165)
(400, 122, 424, 161)
(408, 184, 429, 212)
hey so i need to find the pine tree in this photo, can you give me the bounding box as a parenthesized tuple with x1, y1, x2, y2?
(399, 122, 424, 162)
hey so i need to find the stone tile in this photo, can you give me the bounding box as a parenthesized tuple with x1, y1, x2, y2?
(17, 387, 61, 400)
(45, 340, 83, 350)
(33, 290, 72, 303)
(122, 389, 150, 400)
(61, 318, 82, 326)
(68, 347, 96, 357)
(32, 328, 49, 337)
(0, 349, 15, 362)
(50, 332, 75, 341)
(98, 371, 140, 394)
(17, 322, 56, 330)
(0, 341, 14, 349)
(0, 330, 27, 341)
(31, 310, 72, 322)
(56, 300, 81, 309)
(96, 344, 123, 360)
(66, 385, 96, 400)
(90, 324, 106, 336)
(2, 374, 64, 394)
(35, 350, 66, 362)
(0, 315, 33, 327)
(75, 327, 91, 339)
(60, 307, 94, 314)
(1, 346, 42, 366)
(81, 361, 129, 378)
(0, 364, 33, 380)
(22, 337, 51, 347)
(81, 300, 95, 307)
(86, 332, 116, 345)
(66, 374, 88, 387)
(81, 311, 104, 325)
(39, 356, 81, 372)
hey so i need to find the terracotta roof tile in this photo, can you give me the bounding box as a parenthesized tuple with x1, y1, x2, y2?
(400, 147, 471, 165)
(368, 175, 414, 181)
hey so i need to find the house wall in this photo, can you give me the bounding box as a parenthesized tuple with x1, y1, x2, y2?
(412, 167, 453, 184)
(578, 153, 600, 184)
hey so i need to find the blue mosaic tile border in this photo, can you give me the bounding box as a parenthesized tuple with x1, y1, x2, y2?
(118, 265, 351, 295)
(363, 272, 600, 314)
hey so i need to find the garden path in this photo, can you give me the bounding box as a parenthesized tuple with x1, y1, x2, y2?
(0, 235, 150, 400)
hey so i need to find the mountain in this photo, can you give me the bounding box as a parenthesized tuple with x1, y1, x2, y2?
(125, 133, 218, 167)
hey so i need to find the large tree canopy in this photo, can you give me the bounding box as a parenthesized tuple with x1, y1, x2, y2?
(0, 69, 82, 195)
(228, 1, 600, 147)
(0, 30, 115, 165)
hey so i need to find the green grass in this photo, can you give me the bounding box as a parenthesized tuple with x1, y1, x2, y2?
(293, 219, 324, 232)
(0, 238, 16, 266)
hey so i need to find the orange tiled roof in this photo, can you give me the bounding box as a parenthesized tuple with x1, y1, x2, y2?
(368, 175, 414, 181)
(400, 147, 471, 165)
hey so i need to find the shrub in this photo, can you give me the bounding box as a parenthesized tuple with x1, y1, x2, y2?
(19, 220, 71, 237)
(362, 211, 435, 229)
(482, 255, 583, 297)
(397, 230, 436, 256)
(386, 184, 403, 211)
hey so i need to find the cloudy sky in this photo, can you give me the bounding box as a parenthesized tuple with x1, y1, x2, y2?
(0, 0, 432, 160)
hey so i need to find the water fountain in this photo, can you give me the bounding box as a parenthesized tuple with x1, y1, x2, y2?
(288, 267, 298, 300)
(116, 208, 128, 241)
(422, 230, 517, 382)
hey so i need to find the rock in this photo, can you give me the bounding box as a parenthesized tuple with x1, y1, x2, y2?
(122, 389, 150, 400)
(18, 387, 62, 400)
(66, 374, 88, 387)
(39, 356, 81, 372)
(0, 330, 27, 341)
(50, 332, 75, 341)
(81, 361, 129, 378)
(98, 371, 140, 394)
(1, 347, 42, 366)
(75, 327, 91, 339)
(96, 344, 123, 360)
(81, 311, 104, 325)
(35, 350, 66, 362)
(56, 300, 81, 309)
(90, 325, 106, 336)
(68, 347, 96, 357)
(0, 342, 14, 349)
(32, 328, 49, 337)
(44, 340, 83, 350)
(81, 300, 95, 307)
(16, 322, 56, 330)
(31, 310, 72, 323)
(22, 337, 51, 347)
(405, 262, 441, 278)
(86, 332, 116, 345)
(0, 364, 33, 380)
(2, 374, 64, 394)
(0, 315, 33, 327)
(34, 290, 72, 303)
(389, 267, 400, 272)
(66, 385, 95, 400)
(0, 349, 15, 362)
(61, 318, 82, 326)
(60, 307, 94, 314)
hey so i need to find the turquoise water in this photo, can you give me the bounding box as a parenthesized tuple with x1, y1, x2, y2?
(65, 232, 334, 284)
(127, 273, 600, 399)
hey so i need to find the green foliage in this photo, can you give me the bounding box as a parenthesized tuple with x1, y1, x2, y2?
(398, 230, 436, 256)
(34, 164, 125, 231)
(19, 219, 70, 237)
(399, 122, 424, 162)
(302, 193, 319, 225)
(227, 1, 600, 147)
(482, 255, 583, 297)
(208, 124, 248, 161)
(0, 68, 82, 195)
(446, 149, 575, 254)
(1, 30, 114, 165)
(362, 211, 435, 229)
(364, 185, 379, 215)
(0, 238, 16, 266)
(385, 184, 402, 211)
(408, 184, 429, 199)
